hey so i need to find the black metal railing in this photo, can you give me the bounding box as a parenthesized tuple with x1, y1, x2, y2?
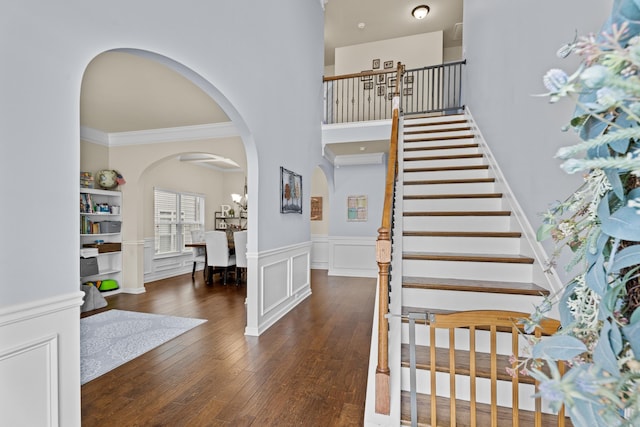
(323, 60, 465, 124)
(402, 60, 466, 116)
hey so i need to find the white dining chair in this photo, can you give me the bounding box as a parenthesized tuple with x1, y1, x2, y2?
(190, 229, 206, 279)
(205, 230, 236, 285)
(233, 230, 247, 285)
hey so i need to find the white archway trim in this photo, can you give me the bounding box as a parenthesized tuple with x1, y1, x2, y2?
(80, 121, 240, 147)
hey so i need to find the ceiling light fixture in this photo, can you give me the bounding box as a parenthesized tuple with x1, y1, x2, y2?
(411, 5, 430, 20)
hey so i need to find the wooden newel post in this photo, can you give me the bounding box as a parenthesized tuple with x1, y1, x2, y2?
(375, 226, 391, 414)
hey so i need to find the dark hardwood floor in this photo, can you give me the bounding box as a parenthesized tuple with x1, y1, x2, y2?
(81, 269, 376, 426)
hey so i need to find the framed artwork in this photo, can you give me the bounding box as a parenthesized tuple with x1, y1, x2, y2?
(403, 87, 413, 96)
(388, 77, 396, 88)
(404, 75, 414, 84)
(377, 85, 386, 96)
(372, 58, 380, 69)
(310, 196, 323, 221)
(377, 74, 386, 84)
(360, 71, 373, 81)
(347, 195, 368, 221)
(363, 82, 373, 90)
(384, 60, 394, 69)
(280, 167, 303, 214)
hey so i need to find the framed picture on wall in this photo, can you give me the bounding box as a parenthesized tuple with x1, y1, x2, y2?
(377, 74, 386, 84)
(363, 82, 373, 90)
(384, 60, 394, 69)
(310, 196, 322, 221)
(280, 167, 302, 214)
(372, 58, 380, 69)
(377, 85, 386, 96)
(347, 195, 368, 221)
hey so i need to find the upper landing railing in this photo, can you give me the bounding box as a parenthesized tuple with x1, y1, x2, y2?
(323, 60, 466, 124)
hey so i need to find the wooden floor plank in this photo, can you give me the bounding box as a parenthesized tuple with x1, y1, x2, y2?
(81, 270, 375, 426)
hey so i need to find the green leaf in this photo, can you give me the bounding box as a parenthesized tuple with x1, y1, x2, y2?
(593, 321, 620, 376)
(586, 255, 607, 297)
(532, 335, 587, 360)
(568, 399, 610, 427)
(610, 244, 640, 272)
(599, 195, 640, 242)
(622, 320, 640, 359)
(630, 306, 640, 325)
(604, 168, 624, 200)
(559, 281, 578, 327)
(536, 222, 555, 242)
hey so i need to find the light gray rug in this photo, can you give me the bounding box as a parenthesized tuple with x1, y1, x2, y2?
(81, 309, 206, 384)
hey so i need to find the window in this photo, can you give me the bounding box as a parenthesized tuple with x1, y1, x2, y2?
(154, 188, 205, 256)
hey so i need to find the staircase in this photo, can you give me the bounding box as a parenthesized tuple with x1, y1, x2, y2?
(395, 113, 562, 425)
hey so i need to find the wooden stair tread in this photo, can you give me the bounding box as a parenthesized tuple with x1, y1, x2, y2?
(400, 391, 573, 427)
(402, 277, 548, 295)
(404, 119, 468, 128)
(404, 164, 489, 173)
(404, 177, 495, 185)
(403, 252, 535, 264)
(405, 143, 478, 152)
(404, 231, 522, 238)
(404, 126, 471, 135)
(404, 153, 483, 161)
(404, 211, 510, 217)
(405, 134, 475, 143)
(400, 344, 537, 385)
(404, 193, 503, 200)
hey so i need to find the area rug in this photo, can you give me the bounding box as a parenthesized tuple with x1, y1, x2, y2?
(81, 309, 206, 384)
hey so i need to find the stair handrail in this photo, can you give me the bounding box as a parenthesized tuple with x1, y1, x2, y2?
(375, 61, 404, 415)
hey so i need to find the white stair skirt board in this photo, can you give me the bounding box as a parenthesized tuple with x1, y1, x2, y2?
(401, 288, 544, 314)
(402, 259, 533, 283)
(403, 182, 496, 196)
(403, 168, 491, 181)
(403, 197, 504, 212)
(402, 235, 521, 254)
(403, 215, 512, 231)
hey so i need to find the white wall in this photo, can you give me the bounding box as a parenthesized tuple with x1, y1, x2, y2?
(0, 2, 323, 425)
(463, 0, 613, 279)
(335, 31, 443, 75)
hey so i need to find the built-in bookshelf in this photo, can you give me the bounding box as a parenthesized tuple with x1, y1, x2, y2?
(80, 188, 122, 295)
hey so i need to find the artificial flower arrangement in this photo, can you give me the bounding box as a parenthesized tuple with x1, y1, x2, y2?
(518, 1, 640, 426)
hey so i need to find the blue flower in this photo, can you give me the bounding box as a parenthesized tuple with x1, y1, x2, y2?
(543, 69, 570, 93)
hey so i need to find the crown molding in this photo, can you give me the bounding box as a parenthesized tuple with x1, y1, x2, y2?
(81, 121, 240, 147)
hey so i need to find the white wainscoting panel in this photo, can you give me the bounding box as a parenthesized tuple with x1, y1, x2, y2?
(0, 291, 84, 427)
(311, 234, 329, 269)
(143, 237, 197, 283)
(245, 241, 312, 336)
(328, 236, 377, 278)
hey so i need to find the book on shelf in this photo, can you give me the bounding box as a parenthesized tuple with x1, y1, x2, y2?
(80, 193, 94, 213)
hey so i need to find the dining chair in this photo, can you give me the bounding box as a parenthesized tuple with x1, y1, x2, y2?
(233, 230, 247, 285)
(205, 230, 236, 285)
(190, 229, 206, 279)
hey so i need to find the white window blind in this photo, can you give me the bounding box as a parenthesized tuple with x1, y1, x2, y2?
(154, 188, 204, 256)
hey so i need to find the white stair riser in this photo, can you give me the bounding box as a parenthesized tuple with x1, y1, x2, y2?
(399, 369, 550, 413)
(403, 157, 486, 168)
(404, 133, 474, 145)
(403, 216, 512, 231)
(404, 182, 496, 196)
(401, 288, 542, 313)
(403, 198, 503, 212)
(403, 235, 521, 254)
(402, 259, 533, 283)
(404, 147, 479, 158)
(404, 115, 466, 126)
(401, 325, 525, 354)
(404, 169, 491, 181)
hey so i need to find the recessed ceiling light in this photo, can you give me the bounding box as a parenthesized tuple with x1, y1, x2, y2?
(357, 22, 366, 30)
(360, 146, 366, 151)
(412, 5, 430, 20)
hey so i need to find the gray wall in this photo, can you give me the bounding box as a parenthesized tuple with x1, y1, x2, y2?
(0, 1, 324, 307)
(463, 0, 613, 275)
